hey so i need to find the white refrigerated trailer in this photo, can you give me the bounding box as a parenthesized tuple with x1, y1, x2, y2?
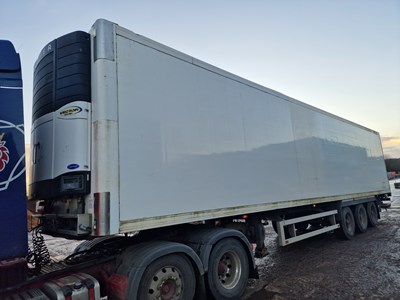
(4, 19, 390, 299)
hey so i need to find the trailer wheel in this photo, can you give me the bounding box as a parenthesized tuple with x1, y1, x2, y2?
(367, 202, 379, 227)
(206, 238, 249, 300)
(137, 254, 196, 300)
(354, 204, 368, 233)
(337, 207, 355, 239)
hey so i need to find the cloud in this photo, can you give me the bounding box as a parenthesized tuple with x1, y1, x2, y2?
(381, 136, 400, 143)
(381, 136, 400, 158)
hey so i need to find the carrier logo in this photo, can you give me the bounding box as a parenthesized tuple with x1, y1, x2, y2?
(67, 163, 80, 170)
(59, 106, 83, 117)
(0, 137, 9, 172)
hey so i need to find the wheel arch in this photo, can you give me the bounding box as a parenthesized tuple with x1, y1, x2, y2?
(181, 227, 258, 279)
(115, 240, 204, 299)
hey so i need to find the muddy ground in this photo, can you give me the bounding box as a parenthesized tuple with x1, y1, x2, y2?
(244, 181, 400, 300)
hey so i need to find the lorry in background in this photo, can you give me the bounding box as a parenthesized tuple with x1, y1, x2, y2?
(0, 19, 391, 299)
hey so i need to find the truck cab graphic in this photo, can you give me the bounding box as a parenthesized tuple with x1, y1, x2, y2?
(0, 137, 9, 172)
(0, 123, 25, 191)
(0, 40, 27, 261)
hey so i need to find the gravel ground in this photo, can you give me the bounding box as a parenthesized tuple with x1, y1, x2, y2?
(244, 180, 400, 300)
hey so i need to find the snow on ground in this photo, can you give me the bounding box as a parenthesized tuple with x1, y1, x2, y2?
(28, 233, 82, 260)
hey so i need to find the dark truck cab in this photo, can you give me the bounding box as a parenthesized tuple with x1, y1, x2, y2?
(0, 40, 28, 288)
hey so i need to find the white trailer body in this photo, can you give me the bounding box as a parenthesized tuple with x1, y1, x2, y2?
(6, 19, 391, 300)
(29, 19, 390, 236)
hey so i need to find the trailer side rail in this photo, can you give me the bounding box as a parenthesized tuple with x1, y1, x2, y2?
(277, 210, 340, 246)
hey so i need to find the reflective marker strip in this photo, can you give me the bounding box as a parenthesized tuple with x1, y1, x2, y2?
(0, 86, 22, 89)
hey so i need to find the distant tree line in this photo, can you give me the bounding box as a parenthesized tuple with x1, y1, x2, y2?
(385, 158, 400, 172)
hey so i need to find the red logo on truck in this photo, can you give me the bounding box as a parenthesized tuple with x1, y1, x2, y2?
(0, 140, 10, 172)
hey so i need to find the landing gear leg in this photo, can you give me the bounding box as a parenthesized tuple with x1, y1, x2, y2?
(252, 220, 268, 258)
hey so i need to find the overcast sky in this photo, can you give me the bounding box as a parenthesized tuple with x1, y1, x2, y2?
(1, 0, 399, 157)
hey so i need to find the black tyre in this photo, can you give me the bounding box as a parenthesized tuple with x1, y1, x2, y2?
(137, 254, 196, 300)
(337, 207, 355, 239)
(206, 238, 249, 300)
(354, 204, 368, 233)
(366, 202, 379, 227)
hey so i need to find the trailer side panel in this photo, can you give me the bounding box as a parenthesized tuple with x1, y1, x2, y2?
(106, 24, 389, 231)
